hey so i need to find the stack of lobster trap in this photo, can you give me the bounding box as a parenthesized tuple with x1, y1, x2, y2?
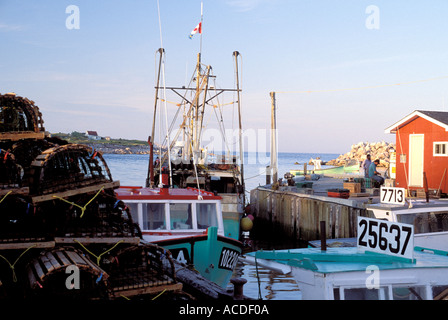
(0, 93, 182, 300)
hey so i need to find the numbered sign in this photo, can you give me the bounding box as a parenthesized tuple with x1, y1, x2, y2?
(380, 186, 406, 205)
(357, 217, 414, 260)
(218, 247, 239, 270)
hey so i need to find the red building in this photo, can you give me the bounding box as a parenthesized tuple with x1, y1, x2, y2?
(385, 110, 448, 196)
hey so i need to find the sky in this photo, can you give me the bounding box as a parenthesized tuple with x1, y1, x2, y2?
(2, 0, 448, 154)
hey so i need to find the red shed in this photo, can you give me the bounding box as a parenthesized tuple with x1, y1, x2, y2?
(385, 110, 448, 196)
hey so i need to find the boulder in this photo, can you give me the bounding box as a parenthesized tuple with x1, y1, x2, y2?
(329, 141, 396, 167)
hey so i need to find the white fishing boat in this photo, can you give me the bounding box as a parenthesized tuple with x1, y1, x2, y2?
(366, 186, 448, 251)
(244, 216, 448, 300)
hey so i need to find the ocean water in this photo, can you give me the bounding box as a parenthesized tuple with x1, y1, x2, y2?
(103, 152, 339, 300)
(103, 152, 340, 191)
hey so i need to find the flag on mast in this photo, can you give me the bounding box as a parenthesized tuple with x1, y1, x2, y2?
(189, 22, 202, 39)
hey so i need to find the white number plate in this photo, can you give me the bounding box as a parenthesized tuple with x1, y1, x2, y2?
(357, 217, 414, 259)
(219, 248, 240, 270)
(380, 187, 406, 205)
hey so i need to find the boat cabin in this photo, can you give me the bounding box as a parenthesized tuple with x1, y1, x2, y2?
(385, 110, 448, 197)
(115, 187, 224, 242)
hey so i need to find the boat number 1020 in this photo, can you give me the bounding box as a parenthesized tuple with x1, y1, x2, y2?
(357, 217, 414, 259)
(219, 248, 239, 271)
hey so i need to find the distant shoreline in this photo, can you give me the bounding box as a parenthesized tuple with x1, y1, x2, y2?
(86, 143, 151, 155)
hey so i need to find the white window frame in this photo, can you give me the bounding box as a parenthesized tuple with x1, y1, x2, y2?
(433, 141, 448, 157)
(125, 200, 223, 233)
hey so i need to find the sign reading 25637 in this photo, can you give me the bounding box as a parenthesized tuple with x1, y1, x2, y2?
(357, 217, 414, 260)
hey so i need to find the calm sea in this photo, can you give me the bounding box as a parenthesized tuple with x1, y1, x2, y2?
(103, 152, 339, 300)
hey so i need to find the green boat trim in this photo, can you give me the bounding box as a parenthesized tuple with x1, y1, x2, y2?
(155, 226, 242, 287)
(290, 163, 360, 176)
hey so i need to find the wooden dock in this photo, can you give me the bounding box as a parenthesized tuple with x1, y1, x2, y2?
(249, 176, 375, 243)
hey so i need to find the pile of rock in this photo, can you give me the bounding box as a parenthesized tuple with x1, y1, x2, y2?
(326, 141, 396, 167)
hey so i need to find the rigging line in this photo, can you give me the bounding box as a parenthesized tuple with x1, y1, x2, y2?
(274, 75, 448, 94)
(186, 135, 202, 194)
(166, 70, 197, 136)
(161, 58, 173, 186)
(212, 98, 232, 156)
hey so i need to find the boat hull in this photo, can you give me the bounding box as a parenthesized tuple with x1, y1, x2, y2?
(220, 193, 244, 240)
(151, 227, 242, 288)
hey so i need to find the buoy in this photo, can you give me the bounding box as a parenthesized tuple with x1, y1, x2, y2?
(240, 217, 253, 231)
(247, 214, 254, 221)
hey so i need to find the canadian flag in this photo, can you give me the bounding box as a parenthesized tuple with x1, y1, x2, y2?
(189, 22, 202, 39)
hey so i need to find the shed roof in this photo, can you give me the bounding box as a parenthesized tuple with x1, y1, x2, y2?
(385, 110, 448, 134)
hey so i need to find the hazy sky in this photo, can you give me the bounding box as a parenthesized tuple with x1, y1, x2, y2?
(2, 0, 448, 154)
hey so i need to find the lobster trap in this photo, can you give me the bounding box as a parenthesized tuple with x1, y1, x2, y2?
(0, 93, 45, 140)
(0, 93, 184, 300)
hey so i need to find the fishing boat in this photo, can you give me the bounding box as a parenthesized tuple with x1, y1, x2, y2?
(365, 196, 448, 251)
(290, 160, 360, 176)
(115, 184, 243, 288)
(244, 217, 448, 300)
(114, 3, 248, 288)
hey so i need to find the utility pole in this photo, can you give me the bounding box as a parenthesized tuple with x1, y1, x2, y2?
(270, 92, 278, 184)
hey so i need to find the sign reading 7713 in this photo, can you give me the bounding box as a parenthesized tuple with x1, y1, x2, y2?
(380, 187, 406, 205)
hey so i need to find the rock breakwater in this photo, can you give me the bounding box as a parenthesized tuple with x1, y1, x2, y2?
(326, 141, 396, 167)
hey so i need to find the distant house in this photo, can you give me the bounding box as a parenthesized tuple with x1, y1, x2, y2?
(86, 130, 102, 140)
(385, 110, 448, 195)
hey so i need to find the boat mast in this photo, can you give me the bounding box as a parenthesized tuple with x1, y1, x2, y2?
(234, 51, 245, 202)
(147, 48, 164, 188)
(192, 2, 204, 160)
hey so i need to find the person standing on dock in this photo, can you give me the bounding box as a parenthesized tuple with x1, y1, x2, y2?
(368, 159, 384, 187)
(360, 154, 372, 177)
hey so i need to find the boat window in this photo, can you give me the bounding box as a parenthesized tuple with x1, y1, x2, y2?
(432, 285, 448, 300)
(142, 203, 166, 230)
(170, 203, 193, 230)
(127, 203, 139, 225)
(334, 287, 388, 300)
(196, 203, 218, 229)
(397, 212, 448, 234)
(392, 286, 426, 300)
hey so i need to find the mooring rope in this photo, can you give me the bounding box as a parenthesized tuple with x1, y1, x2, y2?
(254, 255, 262, 300)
